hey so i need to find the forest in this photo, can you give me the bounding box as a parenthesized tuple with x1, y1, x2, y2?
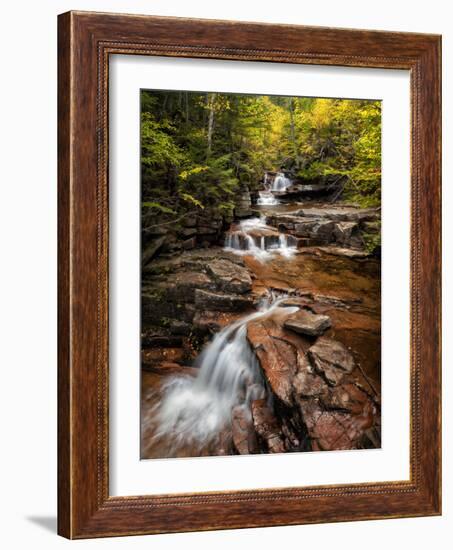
(141, 90, 381, 223)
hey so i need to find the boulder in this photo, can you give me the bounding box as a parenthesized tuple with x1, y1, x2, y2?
(247, 318, 300, 405)
(294, 219, 335, 241)
(251, 399, 285, 453)
(265, 214, 301, 230)
(307, 337, 355, 386)
(194, 289, 254, 312)
(284, 309, 331, 337)
(206, 258, 253, 294)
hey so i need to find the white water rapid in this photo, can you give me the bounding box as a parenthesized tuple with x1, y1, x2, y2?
(152, 296, 299, 452)
(272, 172, 292, 192)
(257, 191, 279, 205)
(224, 217, 297, 260)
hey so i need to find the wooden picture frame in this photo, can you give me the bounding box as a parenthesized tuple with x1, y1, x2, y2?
(58, 10, 441, 539)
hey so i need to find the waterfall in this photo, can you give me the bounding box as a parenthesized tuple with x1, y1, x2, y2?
(278, 233, 297, 258)
(152, 296, 299, 452)
(272, 172, 292, 192)
(224, 217, 296, 260)
(257, 191, 279, 205)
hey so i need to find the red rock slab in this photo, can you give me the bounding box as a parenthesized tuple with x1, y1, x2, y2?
(251, 399, 285, 454)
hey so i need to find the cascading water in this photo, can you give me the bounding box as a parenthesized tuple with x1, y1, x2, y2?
(225, 217, 297, 260)
(272, 172, 292, 192)
(152, 296, 299, 453)
(257, 191, 279, 205)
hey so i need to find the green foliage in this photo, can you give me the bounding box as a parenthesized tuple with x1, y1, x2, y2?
(140, 90, 381, 224)
(362, 221, 382, 254)
(142, 202, 176, 214)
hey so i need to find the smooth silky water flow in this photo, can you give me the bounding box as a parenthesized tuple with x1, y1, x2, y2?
(152, 295, 299, 453)
(257, 191, 279, 205)
(224, 217, 297, 260)
(272, 172, 292, 191)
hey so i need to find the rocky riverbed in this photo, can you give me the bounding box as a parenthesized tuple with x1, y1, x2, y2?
(141, 201, 381, 459)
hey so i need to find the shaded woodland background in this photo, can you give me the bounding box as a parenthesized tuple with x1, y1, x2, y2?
(141, 91, 381, 227)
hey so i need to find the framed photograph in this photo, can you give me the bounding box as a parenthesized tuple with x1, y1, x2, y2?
(58, 11, 441, 538)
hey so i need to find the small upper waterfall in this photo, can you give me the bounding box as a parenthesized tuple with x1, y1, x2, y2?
(152, 296, 299, 452)
(224, 217, 297, 260)
(272, 172, 292, 192)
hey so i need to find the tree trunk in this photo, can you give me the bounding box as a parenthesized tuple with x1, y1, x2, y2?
(289, 98, 301, 170)
(207, 93, 216, 158)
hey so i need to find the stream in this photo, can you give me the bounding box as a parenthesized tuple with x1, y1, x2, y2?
(141, 194, 381, 458)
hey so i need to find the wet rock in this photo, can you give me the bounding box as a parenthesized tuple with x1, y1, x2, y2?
(307, 337, 355, 386)
(141, 361, 198, 377)
(297, 206, 380, 223)
(216, 429, 234, 456)
(321, 383, 371, 414)
(293, 354, 327, 397)
(284, 309, 331, 337)
(298, 395, 377, 451)
(294, 219, 335, 241)
(147, 248, 246, 274)
(165, 271, 216, 302)
(193, 310, 244, 334)
(295, 237, 327, 248)
(194, 289, 254, 312)
(206, 259, 252, 294)
(231, 406, 260, 454)
(316, 246, 369, 259)
(312, 293, 359, 309)
(251, 399, 285, 453)
(280, 295, 314, 309)
(141, 347, 185, 366)
(247, 318, 299, 405)
(333, 221, 363, 249)
(266, 214, 301, 230)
